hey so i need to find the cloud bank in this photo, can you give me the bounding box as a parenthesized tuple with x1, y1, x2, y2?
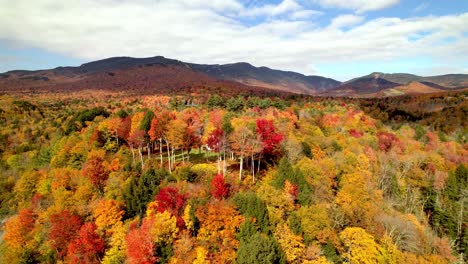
(0, 0, 467, 79)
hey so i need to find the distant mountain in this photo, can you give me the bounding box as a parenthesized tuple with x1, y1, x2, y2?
(1, 56, 467, 97)
(0, 60, 285, 97)
(190, 62, 340, 94)
(367, 72, 468, 89)
(326, 72, 468, 97)
(0, 56, 341, 95)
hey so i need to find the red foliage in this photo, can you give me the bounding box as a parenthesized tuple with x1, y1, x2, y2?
(117, 116, 131, 140)
(256, 119, 283, 156)
(126, 220, 157, 264)
(155, 187, 187, 228)
(206, 128, 224, 153)
(83, 156, 108, 190)
(349, 129, 364, 138)
(286, 183, 299, 202)
(67, 223, 105, 264)
(377, 131, 399, 152)
(128, 129, 147, 147)
(210, 173, 230, 200)
(49, 211, 83, 258)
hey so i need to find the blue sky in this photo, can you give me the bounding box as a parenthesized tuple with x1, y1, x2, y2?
(0, 0, 467, 81)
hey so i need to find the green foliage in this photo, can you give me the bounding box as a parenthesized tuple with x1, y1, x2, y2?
(173, 166, 197, 182)
(139, 110, 154, 132)
(116, 109, 128, 118)
(206, 95, 225, 109)
(124, 168, 168, 218)
(236, 233, 286, 264)
(273, 158, 313, 205)
(234, 192, 271, 234)
(288, 212, 302, 236)
(301, 141, 312, 159)
(13, 100, 37, 112)
(237, 220, 259, 243)
(322, 239, 341, 263)
(226, 96, 245, 112)
(65, 107, 110, 134)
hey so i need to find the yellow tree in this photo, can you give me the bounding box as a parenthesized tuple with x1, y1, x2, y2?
(274, 223, 306, 263)
(92, 199, 125, 237)
(336, 155, 383, 229)
(339, 227, 386, 264)
(195, 200, 244, 263)
(230, 117, 255, 181)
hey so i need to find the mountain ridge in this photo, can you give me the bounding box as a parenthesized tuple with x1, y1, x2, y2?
(1, 55, 467, 97)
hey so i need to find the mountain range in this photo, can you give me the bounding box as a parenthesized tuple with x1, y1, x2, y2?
(1, 56, 467, 97)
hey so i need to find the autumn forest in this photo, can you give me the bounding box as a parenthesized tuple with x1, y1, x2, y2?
(0, 91, 466, 264)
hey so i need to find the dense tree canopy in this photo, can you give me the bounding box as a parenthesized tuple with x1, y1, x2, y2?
(0, 93, 466, 263)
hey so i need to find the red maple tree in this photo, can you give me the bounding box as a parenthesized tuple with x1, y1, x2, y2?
(49, 210, 83, 259)
(67, 223, 105, 264)
(210, 173, 230, 200)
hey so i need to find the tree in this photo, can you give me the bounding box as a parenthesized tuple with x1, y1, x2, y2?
(234, 192, 270, 233)
(49, 210, 83, 259)
(237, 233, 286, 264)
(256, 118, 284, 157)
(196, 200, 244, 263)
(339, 227, 386, 264)
(92, 199, 124, 237)
(167, 118, 188, 170)
(206, 127, 224, 174)
(82, 150, 109, 192)
(154, 186, 187, 229)
(124, 169, 166, 218)
(210, 173, 230, 200)
(3, 209, 37, 262)
(126, 220, 157, 264)
(230, 117, 256, 181)
(274, 223, 306, 263)
(67, 222, 105, 264)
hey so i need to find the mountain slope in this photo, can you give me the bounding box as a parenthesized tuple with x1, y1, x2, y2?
(0, 56, 341, 95)
(190, 62, 340, 94)
(370, 72, 468, 88)
(327, 72, 468, 97)
(0, 63, 285, 97)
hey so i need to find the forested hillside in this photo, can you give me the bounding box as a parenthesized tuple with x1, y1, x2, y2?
(0, 92, 466, 263)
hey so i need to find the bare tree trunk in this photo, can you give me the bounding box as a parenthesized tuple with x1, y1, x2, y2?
(257, 154, 261, 174)
(171, 146, 175, 169)
(239, 153, 244, 181)
(130, 145, 135, 165)
(166, 141, 171, 173)
(251, 153, 255, 183)
(139, 147, 144, 169)
(159, 138, 163, 167)
(223, 149, 226, 176)
(147, 143, 151, 160)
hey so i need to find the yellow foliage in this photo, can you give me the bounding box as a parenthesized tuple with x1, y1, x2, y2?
(148, 211, 179, 244)
(339, 227, 386, 264)
(296, 204, 331, 243)
(101, 222, 127, 264)
(183, 204, 194, 232)
(193, 246, 209, 264)
(274, 223, 306, 263)
(93, 199, 125, 237)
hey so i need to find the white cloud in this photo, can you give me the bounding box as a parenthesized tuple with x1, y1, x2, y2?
(413, 2, 429, 13)
(240, 0, 301, 17)
(329, 14, 364, 28)
(0, 0, 467, 77)
(289, 10, 323, 20)
(314, 0, 399, 13)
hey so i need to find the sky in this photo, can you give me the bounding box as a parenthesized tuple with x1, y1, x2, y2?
(0, 0, 467, 81)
